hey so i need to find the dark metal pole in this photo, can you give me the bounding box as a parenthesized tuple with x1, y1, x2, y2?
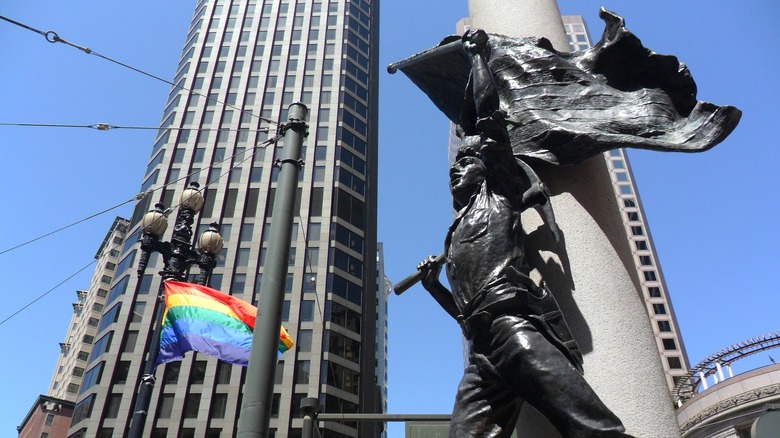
(128, 184, 219, 438)
(301, 397, 320, 438)
(237, 103, 308, 437)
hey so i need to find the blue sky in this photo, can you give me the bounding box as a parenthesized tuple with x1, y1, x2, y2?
(1, 1, 778, 436)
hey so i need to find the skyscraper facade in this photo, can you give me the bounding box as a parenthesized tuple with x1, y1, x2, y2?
(66, 0, 381, 436)
(48, 217, 130, 402)
(563, 15, 690, 391)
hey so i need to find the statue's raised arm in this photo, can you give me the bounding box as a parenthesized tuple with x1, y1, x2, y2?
(390, 8, 741, 165)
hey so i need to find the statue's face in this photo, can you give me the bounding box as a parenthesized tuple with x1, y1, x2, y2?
(450, 154, 485, 206)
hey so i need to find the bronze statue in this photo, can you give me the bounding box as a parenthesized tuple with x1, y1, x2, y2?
(390, 9, 740, 438)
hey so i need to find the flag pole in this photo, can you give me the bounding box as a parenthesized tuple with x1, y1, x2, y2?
(237, 103, 308, 437)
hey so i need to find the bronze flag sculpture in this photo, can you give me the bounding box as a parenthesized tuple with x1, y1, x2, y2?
(390, 9, 740, 438)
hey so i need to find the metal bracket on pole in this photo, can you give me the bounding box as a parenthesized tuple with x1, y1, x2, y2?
(274, 158, 305, 169)
(276, 118, 308, 137)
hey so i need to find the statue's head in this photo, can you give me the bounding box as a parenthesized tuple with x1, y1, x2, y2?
(450, 145, 486, 210)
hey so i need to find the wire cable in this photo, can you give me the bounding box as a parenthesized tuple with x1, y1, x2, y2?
(0, 259, 97, 328)
(0, 122, 271, 133)
(0, 126, 281, 256)
(0, 195, 142, 256)
(0, 14, 279, 127)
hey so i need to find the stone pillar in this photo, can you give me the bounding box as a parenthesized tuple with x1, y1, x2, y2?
(466, 1, 681, 437)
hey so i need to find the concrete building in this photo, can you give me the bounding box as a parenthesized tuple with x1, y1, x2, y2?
(375, 243, 390, 437)
(674, 332, 780, 437)
(44, 217, 129, 402)
(66, 0, 381, 436)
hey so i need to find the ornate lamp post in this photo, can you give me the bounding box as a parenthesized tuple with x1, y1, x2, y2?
(128, 182, 224, 438)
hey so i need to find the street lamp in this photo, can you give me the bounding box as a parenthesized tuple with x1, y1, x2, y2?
(128, 182, 223, 438)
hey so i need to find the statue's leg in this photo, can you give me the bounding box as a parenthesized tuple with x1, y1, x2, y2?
(450, 352, 522, 438)
(481, 315, 634, 438)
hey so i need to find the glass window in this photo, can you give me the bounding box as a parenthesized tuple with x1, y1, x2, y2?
(71, 395, 95, 426)
(191, 360, 207, 384)
(215, 361, 232, 384)
(90, 332, 113, 362)
(210, 394, 228, 419)
(294, 360, 310, 384)
(662, 338, 677, 350)
(233, 273, 247, 294)
(122, 331, 139, 353)
(240, 224, 255, 242)
(297, 329, 312, 352)
(184, 393, 201, 418)
(653, 304, 667, 315)
(657, 320, 672, 332)
(80, 362, 104, 395)
(275, 361, 285, 384)
(300, 300, 314, 322)
(163, 362, 181, 385)
(237, 248, 251, 267)
(104, 396, 121, 419)
(131, 301, 146, 323)
(114, 361, 131, 384)
(158, 395, 174, 419)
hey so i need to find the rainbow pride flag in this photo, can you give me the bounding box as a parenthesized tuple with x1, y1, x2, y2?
(157, 280, 293, 366)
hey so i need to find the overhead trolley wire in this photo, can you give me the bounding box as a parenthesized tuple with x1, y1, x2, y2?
(0, 14, 279, 127)
(0, 131, 282, 256)
(0, 122, 271, 133)
(0, 195, 144, 256)
(0, 259, 97, 328)
(0, 131, 285, 327)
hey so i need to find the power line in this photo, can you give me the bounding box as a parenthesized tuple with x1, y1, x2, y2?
(0, 132, 281, 257)
(0, 259, 97, 328)
(0, 14, 279, 127)
(0, 132, 284, 326)
(0, 195, 143, 256)
(0, 122, 271, 133)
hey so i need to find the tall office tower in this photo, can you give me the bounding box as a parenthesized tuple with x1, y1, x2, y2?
(47, 217, 130, 402)
(374, 243, 390, 438)
(563, 15, 690, 391)
(67, 0, 380, 437)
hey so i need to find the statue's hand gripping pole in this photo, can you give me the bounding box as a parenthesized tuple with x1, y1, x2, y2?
(393, 254, 445, 295)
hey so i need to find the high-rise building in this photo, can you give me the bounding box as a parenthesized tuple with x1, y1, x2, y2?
(66, 0, 380, 436)
(562, 15, 690, 391)
(45, 217, 129, 403)
(375, 243, 390, 437)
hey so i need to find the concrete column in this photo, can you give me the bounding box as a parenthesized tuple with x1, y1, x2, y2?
(466, 1, 680, 437)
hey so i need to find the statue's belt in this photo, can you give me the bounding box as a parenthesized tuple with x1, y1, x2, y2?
(457, 284, 584, 372)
